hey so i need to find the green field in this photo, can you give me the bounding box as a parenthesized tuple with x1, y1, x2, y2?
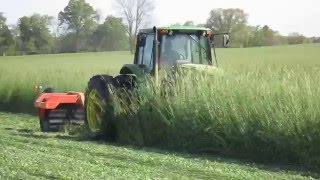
(1, 44, 319, 113)
(0, 51, 131, 113)
(0, 112, 315, 179)
(1, 44, 320, 178)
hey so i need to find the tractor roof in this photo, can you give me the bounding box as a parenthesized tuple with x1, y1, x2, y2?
(139, 26, 211, 33)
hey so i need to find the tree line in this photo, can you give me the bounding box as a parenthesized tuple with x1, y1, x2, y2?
(0, 0, 318, 56)
(204, 8, 315, 47)
(0, 0, 152, 55)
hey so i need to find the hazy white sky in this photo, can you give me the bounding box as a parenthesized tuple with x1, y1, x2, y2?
(0, 0, 319, 37)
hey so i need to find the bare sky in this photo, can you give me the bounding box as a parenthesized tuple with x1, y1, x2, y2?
(0, 0, 319, 37)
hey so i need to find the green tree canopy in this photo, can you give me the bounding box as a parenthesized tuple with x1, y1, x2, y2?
(58, 0, 99, 35)
(0, 13, 6, 26)
(206, 8, 248, 47)
(247, 25, 264, 47)
(0, 13, 14, 55)
(247, 25, 289, 47)
(171, 23, 182, 26)
(183, 21, 195, 26)
(18, 14, 53, 54)
(92, 16, 128, 51)
(287, 32, 310, 45)
(58, 0, 99, 52)
(206, 8, 248, 33)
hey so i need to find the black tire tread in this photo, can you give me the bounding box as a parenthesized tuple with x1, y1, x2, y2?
(84, 74, 116, 140)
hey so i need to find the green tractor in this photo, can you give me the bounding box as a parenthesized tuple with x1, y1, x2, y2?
(84, 26, 230, 139)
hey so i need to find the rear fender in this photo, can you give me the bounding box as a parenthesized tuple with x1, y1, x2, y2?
(120, 64, 150, 78)
(113, 74, 137, 89)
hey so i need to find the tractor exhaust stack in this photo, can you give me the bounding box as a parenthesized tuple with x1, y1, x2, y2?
(153, 26, 159, 86)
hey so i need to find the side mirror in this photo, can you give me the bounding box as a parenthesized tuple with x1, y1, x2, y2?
(223, 34, 231, 47)
(138, 34, 147, 47)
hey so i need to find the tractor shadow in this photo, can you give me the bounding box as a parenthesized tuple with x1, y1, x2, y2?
(5, 127, 36, 134)
(9, 128, 320, 179)
(13, 130, 82, 141)
(0, 108, 37, 116)
(117, 144, 320, 179)
(17, 128, 34, 133)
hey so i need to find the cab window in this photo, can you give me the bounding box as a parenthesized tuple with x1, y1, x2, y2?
(137, 34, 153, 69)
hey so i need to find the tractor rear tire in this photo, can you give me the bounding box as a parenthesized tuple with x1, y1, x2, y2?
(84, 75, 117, 140)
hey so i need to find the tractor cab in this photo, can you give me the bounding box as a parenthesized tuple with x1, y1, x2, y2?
(130, 26, 230, 75)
